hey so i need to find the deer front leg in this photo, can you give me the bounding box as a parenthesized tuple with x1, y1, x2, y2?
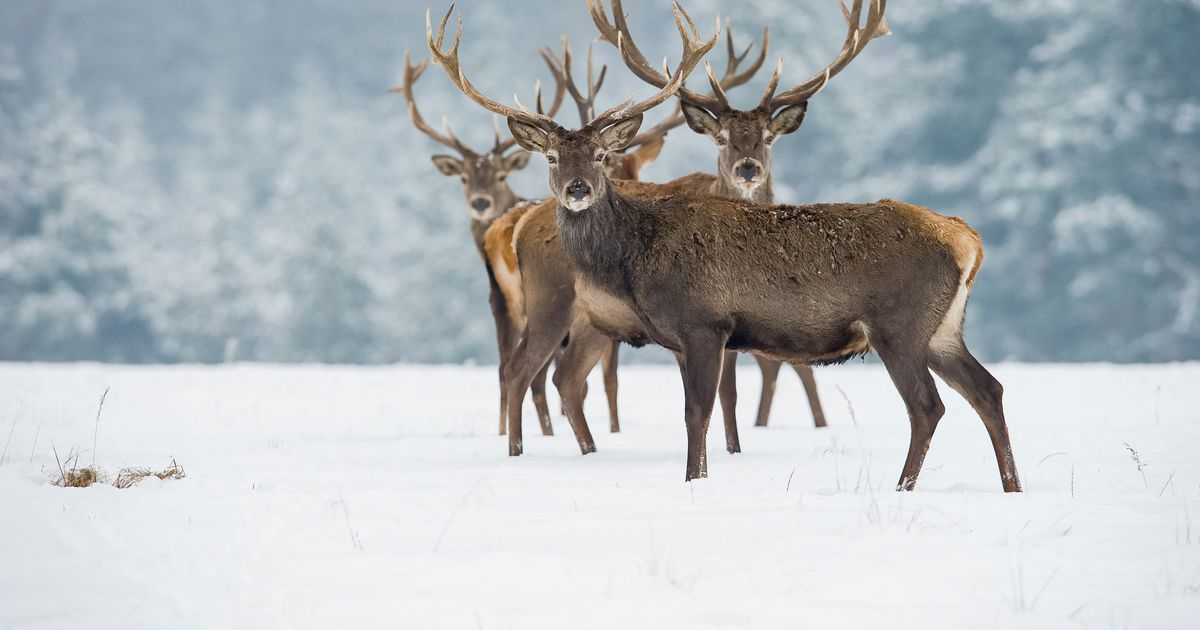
(677, 332, 728, 481)
(600, 340, 621, 433)
(753, 355, 783, 427)
(486, 281, 516, 436)
(792, 364, 828, 428)
(530, 360, 554, 436)
(717, 350, 741, 453)
(551, 319, 605, 455)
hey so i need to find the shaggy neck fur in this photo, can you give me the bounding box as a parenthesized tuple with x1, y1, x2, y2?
(556, 187, 653, 296)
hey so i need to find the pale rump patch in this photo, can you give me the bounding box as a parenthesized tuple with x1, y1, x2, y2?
(483, 209, 528, 330)
(929, 247, 974, 356)
(877, 199, 984, 356)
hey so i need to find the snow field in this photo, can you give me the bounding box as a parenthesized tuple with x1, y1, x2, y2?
(0, 361, 1198, 629)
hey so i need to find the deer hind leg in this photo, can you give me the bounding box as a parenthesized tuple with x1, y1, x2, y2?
(753, 355, 783, 427)
(792, 365, 828, 428)
(530, 360, 554, 436)
(677, 331, 729, 481)
(600, 340, 621, 433)
(929, 342, 1022, 493)
(550, 319, 604, 455)
(717, 350, 741, 453)
(872, 337, 945, 492)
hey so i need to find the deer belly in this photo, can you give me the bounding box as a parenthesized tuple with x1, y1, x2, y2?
(729, 317, 871, 366)
(575, 278, 650, 345)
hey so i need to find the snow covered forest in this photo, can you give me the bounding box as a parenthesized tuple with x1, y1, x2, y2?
(1, 0, 1197, 364)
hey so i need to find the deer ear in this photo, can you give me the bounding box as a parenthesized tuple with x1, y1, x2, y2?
(431, 155, 464, 176)
(598, 114, 644, 151)
(768, 103, 808, 137)
(629, 136, 665, 170)
(680, 101, 720, 136)
(502, 150, 531, 172)
(507, 118, 549, 153)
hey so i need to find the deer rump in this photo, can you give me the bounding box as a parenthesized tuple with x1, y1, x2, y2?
(489, 176, 981, 368)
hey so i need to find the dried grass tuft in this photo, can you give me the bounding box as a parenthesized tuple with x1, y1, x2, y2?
(113, 459, 186, 489)
(52, 445, 185, 489)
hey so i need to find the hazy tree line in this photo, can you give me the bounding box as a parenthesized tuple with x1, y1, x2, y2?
(1, 0, 1197, 363)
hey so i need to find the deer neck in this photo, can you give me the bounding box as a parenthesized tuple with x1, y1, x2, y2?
(556, 186, 651, 296)
(711, 172, 774, 205)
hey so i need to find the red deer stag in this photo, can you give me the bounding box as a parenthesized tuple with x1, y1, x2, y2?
(480, 18, 768, 443)
(590, 0, 859, 431)
(480, 38, 675, 436)
(392, 50, 564, 436)
(430, 0, 1022, 492)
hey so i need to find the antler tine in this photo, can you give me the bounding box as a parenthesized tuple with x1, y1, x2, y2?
(536, 50, 568, 119)
(542, 37, 611, 126)
(624, 102, 684, 148)
(592, 0, 767, 113)
(588, 0, 718, 130)
(761, 0, 889, 110)
(720, 21, 770, 91)
(426, 5, 562, 131)
(390, 48, 474, 155)
(703, 61, 730, 110)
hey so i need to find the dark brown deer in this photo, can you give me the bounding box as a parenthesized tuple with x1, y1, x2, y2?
(590, 0, 846, 431)
(431, 0, 1021, 492)
(392, 50, 566, 436)
(480, 20, 767, 441)
(481, 37, 680, 435)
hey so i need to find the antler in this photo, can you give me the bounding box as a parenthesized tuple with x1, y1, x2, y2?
(427, 4, 566, 132)
(390, 49, 474, 155)
(586, 1, 718, 132)
(760, 0, 889, 111)
(429, 1, 716, 134)
(541, 39, 608, 126)
(590, 0, 768, 112)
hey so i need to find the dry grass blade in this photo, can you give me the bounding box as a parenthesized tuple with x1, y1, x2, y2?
(113, 459, 186, 489)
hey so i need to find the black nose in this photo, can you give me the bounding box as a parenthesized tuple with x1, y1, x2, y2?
(470, 197, 491, 212)
(736, 161, 760, 182)
(567, 179, 591, 201)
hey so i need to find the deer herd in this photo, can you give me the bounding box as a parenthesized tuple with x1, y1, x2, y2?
(394, 0, 1022, 492)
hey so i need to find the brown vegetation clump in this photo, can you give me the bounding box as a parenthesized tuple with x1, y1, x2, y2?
(52, 446, 185, 489)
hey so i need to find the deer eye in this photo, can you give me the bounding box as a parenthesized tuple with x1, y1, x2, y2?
(546, 155, 558, 165)
(497, 173, 507, 181)
(764, 135, 776, 146)
(715, 136, 728, 147)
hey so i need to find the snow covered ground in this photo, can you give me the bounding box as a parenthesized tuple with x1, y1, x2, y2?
(0, 361, 1197, 629)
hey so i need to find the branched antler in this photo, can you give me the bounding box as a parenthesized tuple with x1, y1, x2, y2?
(759, 0, 889, 111)
(427, 1, 716, 134)
(390, 49, 474, 155)
(590, 0, 768, 112)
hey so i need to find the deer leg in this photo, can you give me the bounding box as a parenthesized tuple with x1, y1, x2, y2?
(600, 340, 621, 433)
(717, 350, 741, 453)
(530, 360, 554, 436)
(792, 364, 828, 428)
(503, 327, 569, 457)
(551, 320, 604, 454)
(753, 355, 783, 427)
(873, 338, 945, 492)
(929, 344, 1022, 493)
(677, 332, 728, 481)
(487, 284, 515, 436)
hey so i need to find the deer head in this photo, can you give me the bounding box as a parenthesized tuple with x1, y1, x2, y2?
(539, 37, 674, 184)
(427, 1, 717, 212)
(392, 49, 565, 221)
(593, 0, 889, 200)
